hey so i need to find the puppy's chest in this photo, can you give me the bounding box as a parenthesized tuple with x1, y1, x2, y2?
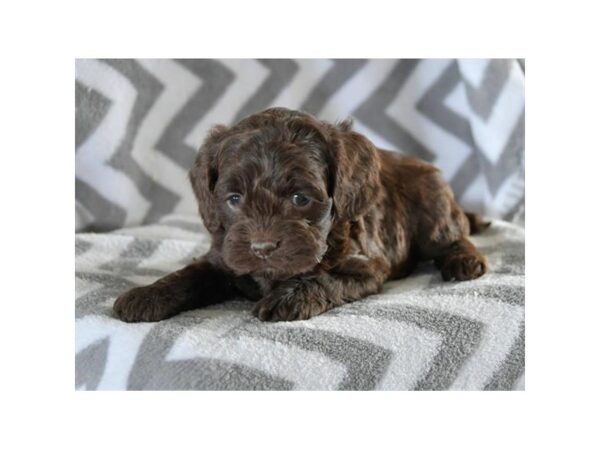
(232, 275, 265, 301)
(234, 274, 281, 300)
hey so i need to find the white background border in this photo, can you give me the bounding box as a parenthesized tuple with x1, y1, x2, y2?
(2, 0, 599, 449)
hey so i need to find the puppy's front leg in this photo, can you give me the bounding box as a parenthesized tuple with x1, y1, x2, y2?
(253, 256, 390, 322)
(113, 257, 239, 322)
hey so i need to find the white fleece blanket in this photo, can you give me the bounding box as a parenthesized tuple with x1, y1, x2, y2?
(75, 214, 525, 390)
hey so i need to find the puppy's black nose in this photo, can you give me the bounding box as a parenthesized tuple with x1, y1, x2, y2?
(251, 240, 279, 259)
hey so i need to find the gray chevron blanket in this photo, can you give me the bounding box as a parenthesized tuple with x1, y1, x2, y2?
(75, 214, 524, 390)
(75, 59, 525, 390)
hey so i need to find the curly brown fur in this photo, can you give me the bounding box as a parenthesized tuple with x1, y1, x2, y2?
(114, 107, 489, 323)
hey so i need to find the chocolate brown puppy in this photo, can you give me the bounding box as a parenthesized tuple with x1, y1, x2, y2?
(113, 107, 490, 323)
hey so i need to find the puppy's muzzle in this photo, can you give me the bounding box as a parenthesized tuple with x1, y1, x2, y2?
(251, 240, 279, 259)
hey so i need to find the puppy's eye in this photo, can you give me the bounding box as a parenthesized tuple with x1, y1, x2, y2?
(291, 192, 310, 207)
(226, 193, 243, 209)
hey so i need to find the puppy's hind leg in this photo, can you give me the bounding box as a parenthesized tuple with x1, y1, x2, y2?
(418, 204, 489, 282)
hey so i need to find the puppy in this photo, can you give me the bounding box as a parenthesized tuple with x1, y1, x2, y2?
(114, 107, 489, 322)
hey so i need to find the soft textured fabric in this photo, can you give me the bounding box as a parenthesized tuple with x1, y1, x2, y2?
(75, 58, 526, 391)
(75, 214, 524, 390)
(75, 59, 525, 232)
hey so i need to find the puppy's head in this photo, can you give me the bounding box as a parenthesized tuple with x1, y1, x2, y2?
(189, 107, 381, 280)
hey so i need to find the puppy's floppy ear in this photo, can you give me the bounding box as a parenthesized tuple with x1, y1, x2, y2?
(328, 120, 382, 221)
(189, 125, 228, 233)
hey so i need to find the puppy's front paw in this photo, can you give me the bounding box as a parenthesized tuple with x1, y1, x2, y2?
(252, 280, 330, 322)
(113, 285, 179, 323)
(440, 252, 488, 281)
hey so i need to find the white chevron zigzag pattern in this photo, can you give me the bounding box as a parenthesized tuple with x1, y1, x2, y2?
(75, 58, 525, 232)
